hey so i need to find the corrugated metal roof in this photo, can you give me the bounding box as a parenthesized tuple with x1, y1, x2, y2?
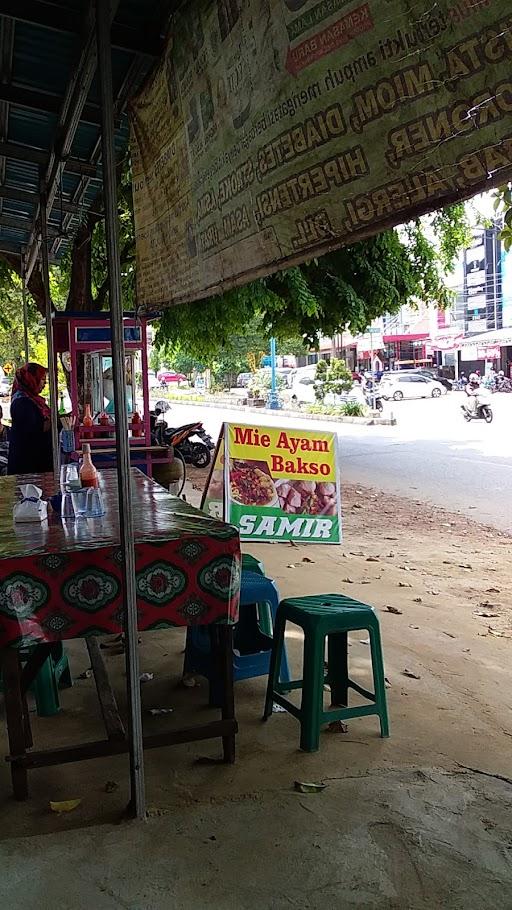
(0, 0, 174, 266)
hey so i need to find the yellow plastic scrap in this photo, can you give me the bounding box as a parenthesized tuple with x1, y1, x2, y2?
(49, 799, 82, 813)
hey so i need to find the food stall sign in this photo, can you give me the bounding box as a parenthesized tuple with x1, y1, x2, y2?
(202, 423, 342, 544)
(477, 344, 501, 359)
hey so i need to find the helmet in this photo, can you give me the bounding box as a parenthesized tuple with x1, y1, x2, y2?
(469, 373, 479, 383)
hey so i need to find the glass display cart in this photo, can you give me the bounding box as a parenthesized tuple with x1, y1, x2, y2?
(53, 313, 175, 481)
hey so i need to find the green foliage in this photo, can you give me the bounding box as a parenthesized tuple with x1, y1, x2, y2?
(431, 203, 472, 273)
(156, 208, 467, 354)
(248, 368, 285, 393)
(314, 357, 352, 401)
(307, 402, 366, 418)
(493, 184, 512, 252)
(340, 401, 365, 417)
(0, 262, 46, 369)
(155, 313, 307, 387)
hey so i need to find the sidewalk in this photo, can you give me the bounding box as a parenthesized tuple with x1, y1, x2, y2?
(1, 481, 511, 907)
(153, 392, 397, 425)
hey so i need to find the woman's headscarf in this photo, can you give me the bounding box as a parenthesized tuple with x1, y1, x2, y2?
(11, 363, 51, 419)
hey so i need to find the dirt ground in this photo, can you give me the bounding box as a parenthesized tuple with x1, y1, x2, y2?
(1, 476, 511, 906)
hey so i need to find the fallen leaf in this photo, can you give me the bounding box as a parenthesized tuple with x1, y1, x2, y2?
(49, 799, 81, 814)
(302, 557, 314, 563)
(384, 605, 403, 615)
(366, 556, 380, 562)
(398, 582, 412, 588)
(342, 577, 353, 584)
(294, 781, 327, 793)
(474, 610, 499, 618)
(105, 781, 118, 793)
(402, 669, 421, 680)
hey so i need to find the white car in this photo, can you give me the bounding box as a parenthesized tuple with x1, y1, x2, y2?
(147, 370, 160, 390)
(380, 374, 446, 401)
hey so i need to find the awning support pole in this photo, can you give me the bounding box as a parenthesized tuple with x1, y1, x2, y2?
(21, 250, 29, 362)
(96, 0, 146, 820)
(39, 184, 60, 478)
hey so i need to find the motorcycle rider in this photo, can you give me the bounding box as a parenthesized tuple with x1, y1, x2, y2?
(464, 372, 484, 416)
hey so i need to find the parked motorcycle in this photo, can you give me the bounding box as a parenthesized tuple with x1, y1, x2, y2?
(163, 422, 213, 467)
(364, 392, 383, 412)
(151, 401, 214, 467)
(496, 376, 512, 393)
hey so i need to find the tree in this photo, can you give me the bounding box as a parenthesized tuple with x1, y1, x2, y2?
(1, 161, 136, 322)
(493, 185, 512, 251)
(154, 314, 309, 388)
(0, 151, 470, 357)
(314, 358, 352, 402)
(156, 206, 471, 355)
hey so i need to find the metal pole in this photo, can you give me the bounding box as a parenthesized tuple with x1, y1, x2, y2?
(267, 336, 279, 409)
(21, 251, 30, 362)
(370, 328, 376, 411)
(492, 224, 498, 331)
(96, 0, 146, 820)
(39, 183, 60, 477)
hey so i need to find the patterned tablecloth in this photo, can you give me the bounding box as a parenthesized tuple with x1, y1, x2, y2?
(0, 470, 240, 649)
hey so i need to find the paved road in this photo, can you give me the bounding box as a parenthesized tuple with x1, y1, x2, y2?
(163, 393, 512, 532)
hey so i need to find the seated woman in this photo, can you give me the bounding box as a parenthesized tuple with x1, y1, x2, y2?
(8, 363, 53, 475)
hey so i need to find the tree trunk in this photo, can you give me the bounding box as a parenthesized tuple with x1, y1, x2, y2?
(65, 221, 95, 312)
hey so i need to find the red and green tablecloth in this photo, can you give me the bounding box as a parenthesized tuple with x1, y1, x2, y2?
(0, 470, 240, 649)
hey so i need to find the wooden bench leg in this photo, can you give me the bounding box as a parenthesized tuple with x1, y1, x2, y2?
(2, 649, 29, 800)
(217, 626, 236, 764)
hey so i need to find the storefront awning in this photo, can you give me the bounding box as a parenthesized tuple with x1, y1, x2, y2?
(460, 328, 512, 347)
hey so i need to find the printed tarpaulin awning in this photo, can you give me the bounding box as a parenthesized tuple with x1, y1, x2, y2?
(460, 328, 512, 348)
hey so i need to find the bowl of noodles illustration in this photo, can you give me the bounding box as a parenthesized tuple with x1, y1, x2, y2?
(229, 460, 278, 507)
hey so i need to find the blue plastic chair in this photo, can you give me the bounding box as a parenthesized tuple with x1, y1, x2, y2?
(183, 570, 291, 705)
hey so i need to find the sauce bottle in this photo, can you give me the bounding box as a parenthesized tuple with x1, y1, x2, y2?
(131, 411, 142, 438)
(80, 443, 99, 488)
(83, 403, 94, 439)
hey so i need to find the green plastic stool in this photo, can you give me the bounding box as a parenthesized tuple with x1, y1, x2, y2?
(242, 553, 264, 575)
(30, 643, 73, 717)
(0, 643, 72, 718)
(241, 553, 273, 637)
(263, 594, 389, 751)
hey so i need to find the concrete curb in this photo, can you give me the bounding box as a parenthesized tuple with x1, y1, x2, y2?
(161, 396, 397, 426)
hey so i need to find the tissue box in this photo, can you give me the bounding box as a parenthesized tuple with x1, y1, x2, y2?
(13, 484, 48, 523)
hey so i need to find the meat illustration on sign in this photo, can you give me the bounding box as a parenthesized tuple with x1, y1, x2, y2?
(276, 480, 337, 515)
